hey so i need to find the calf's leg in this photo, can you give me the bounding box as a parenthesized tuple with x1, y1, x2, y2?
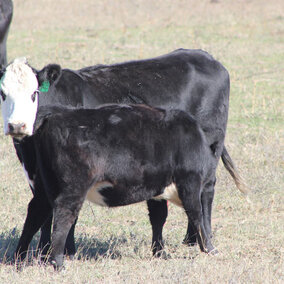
(147, 199, 168, 257)
(176, 173, 215, 254)
(38, 214, 52, 256)
(183, 177, 216, 245)
(183, 221, 197, 246)
(38, 214, 77, 258)
(201, 178, 216, 239)
(64, 218, 77, 259)
(50, 195, 84, 270)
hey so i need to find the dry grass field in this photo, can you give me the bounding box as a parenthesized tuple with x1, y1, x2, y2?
(0, 0, 283, 283)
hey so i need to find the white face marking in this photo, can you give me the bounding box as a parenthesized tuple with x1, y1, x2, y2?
(86, 181, 113, 206)
(0, 57, 39, 137)
(154, 183, 183, 207)
(21, 163, 35, 190)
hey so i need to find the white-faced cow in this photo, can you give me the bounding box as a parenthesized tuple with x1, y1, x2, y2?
(0, 0, 13, 68)
(22, 103, 218, 269)
(0, 50, 247, 261)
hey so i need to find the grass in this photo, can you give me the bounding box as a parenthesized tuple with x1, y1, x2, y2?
(0, 0, 283, 283)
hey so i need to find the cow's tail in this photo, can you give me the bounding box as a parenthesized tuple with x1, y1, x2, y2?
(221, 145, 251, 203)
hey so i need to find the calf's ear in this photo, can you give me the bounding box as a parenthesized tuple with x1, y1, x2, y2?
(37, 64, 62, 89)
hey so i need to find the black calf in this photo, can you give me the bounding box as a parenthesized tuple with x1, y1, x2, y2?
(22, 104, 217, 269)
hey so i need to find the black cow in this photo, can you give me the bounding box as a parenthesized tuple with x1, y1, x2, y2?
(31, 104, 217, 269)
(0, 49, 247, 260)
(0, 0, 12, 67)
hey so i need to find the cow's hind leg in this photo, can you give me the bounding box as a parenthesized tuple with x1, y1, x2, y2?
(176, 173, 216, 254)
(147, 199, 168, 257)
(50, 195, 84, 270)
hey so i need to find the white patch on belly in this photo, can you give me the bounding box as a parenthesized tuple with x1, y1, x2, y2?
(21, 163, 35, 190)
(154, 183, 183, 207)
(86, 181, 112, 206)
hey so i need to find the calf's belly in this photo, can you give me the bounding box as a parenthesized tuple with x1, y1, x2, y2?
(153, 183, 183, 207)
(86, 181, 111, 206)
(86, 181, 183, 208)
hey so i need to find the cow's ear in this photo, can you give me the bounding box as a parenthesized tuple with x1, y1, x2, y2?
(37, 64, 62, 88)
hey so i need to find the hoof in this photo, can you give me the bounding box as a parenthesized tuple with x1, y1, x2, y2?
(50, 259, 65, 271)
(14, 252, 27, 271)
(153, 250, 171, 260)
(50, 255, 65, 271)
(50, 259, 57, 268)
(39, 254, 50, 264)
(38, 244, 51, 257)
(208, 247, 219, 256)
(15, 259, 24, 272)
(64, 248, 76, 258)
(67, 254, 75, 261)
(182, 235, 197, 246)
(183, 240, 197, 247)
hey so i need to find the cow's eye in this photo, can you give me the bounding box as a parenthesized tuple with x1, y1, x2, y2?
(31, 91, 38, 102)
(0, 90, 6, 101)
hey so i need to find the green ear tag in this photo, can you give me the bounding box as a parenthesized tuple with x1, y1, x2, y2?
(39, 80, 50, 93)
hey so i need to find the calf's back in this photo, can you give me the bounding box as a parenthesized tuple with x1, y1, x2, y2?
(34, 104, 212, 207)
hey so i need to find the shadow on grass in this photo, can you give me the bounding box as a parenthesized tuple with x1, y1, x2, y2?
(0, 228, 124, 265)
(0, 227, 40, 264)
(75, 234, 126, 261)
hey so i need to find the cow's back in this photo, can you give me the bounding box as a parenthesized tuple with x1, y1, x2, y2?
(0, 0, 13, 66)
(51, 49, 229, 150)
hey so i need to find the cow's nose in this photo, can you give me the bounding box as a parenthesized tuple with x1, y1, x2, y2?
(8, 122, 26, 135)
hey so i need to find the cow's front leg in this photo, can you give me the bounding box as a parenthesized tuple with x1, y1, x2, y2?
(15, 192, 52, 263)
(147, 199, 168, 257)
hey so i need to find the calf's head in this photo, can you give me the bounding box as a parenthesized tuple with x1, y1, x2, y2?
(0, 57, 61, 138)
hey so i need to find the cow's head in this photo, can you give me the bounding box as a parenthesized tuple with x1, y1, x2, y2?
(0, 57, 61, 138)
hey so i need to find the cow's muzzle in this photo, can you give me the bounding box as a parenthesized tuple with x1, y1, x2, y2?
(7, 122, 27, 138)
